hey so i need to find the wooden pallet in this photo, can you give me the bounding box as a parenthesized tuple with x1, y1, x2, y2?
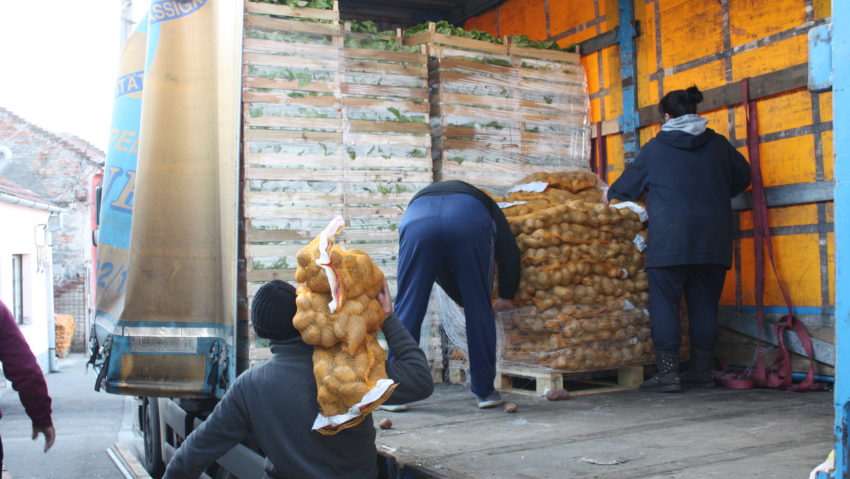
(495, 364, 644, 397)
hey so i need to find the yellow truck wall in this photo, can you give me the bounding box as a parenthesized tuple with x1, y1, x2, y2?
(466, 0, 835, 373)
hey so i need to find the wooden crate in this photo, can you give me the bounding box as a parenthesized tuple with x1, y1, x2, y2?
(495, 364, 644, 397)
(242, 5, 432, 301)
(405, 23, 590, 191)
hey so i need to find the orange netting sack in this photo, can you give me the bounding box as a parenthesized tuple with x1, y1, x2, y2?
(292, 216, 397, 435)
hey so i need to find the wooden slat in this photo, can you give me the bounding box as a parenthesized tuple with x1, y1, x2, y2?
(245, 129, 341, 143)
(342, 97, 429, 112)
(246, 115, 339, 130)
(244, 52, 338, 71)
(508, 43, 580, 64)
(516, 65, 583, 83)
(405, 32, 508, 56)
(521, 131, 572, 144)
(438, 126, 520, 142)
(439, 58, 514, 77)
(344, 60, 427, 77)
(523, 111, 588, 123)
(347, 133, 430, 147)
(436, 159, 525, 175)
(521, 142, 576, 156)
(243, 77, 336, 93)
(589, 119, 621, 139)
(343, 48, 426, 64)
(441, 138, 519, 153)
(435, 92, 519, 110)
(249, 236, 400, 257)
(247, 207, 407, 223)
(245, 15, 341, 37)
(243, 90, 339, 107)
(246, 190, 414, 206)
(245, 153, 429, 170)
(347, 119, 430, 134)
(245, 1, 339, 21)
(247, 269, 296, 282)
(247, 228, 400, 244)
(341, 83, 428, 100)
(437, 104, 520, 122)
(246, 167, 431, 183)
(243, 38, 339, 58)
(520, 98, 587, 112)
(518, 78, 586, 94)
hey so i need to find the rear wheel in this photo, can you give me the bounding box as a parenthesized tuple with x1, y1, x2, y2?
(142, 397, 166, 478)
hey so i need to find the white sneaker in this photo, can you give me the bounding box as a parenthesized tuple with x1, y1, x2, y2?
(477, 391, 504, 409)
(379, 404, 409, 412)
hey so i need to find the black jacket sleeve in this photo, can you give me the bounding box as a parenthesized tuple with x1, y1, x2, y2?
(607, 146, 650, 201)
(383, 314, 434, 404)
(492, 206, 521, 300)
(729, 145, 752, 197)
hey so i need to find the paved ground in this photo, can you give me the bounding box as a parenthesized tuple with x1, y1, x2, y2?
(373, 382, 834, 478)
(1, 354, 131, 479)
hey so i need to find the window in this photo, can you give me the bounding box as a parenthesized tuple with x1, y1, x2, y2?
(12, 254, 23, 324)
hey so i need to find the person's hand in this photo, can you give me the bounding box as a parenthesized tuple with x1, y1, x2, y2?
(601, 188, 610, 205)
(33, 425, 55, 452)
(493, 298, 514, 312)
(377, 279, 393, 317)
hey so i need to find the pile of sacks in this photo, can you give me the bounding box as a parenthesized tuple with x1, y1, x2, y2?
(292, 217, 396, 435)
(493, 171, 655, 371)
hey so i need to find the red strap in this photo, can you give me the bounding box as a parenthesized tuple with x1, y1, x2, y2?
(728, 79, 821, 392)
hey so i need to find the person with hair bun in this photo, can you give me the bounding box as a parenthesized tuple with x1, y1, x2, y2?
(605, 85, 751, 393)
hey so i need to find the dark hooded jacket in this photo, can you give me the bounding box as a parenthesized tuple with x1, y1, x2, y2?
(607, 127, 751, 268)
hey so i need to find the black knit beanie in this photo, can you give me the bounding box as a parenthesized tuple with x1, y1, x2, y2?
(251, 280, 300, 340)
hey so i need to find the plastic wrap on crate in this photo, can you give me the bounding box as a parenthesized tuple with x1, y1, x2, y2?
(242, 4, 432, 313)
(500, 302, 653, 371)
(403, 24, 591, 191)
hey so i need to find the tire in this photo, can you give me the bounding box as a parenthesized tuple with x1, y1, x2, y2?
(142, 397, 166, 478)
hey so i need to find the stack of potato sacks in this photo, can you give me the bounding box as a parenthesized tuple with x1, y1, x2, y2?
(292, 217, 396, 435)
(493, 171, 655, 371)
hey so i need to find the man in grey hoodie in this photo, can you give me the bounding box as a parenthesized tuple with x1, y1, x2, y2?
(163, 279, 434, 479)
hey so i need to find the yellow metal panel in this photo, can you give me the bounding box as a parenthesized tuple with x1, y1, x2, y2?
(605, 134, 625, 185)
(739, 204, 819, 230)
(702, 109, 730, 139)
(828, 231, 835, 306)
(755, 90, 813, 136)
(549, 0, 597, 37)
(659, 0, 724, 68)
(729, 0, 804, 47)
(464, 8, 498, 35)
(558, 26, 599, 48)
(636, 0, 658, 110)
(814, 0, 831, 20)
(731, 35, 807, 81)
(602, 46, 623, 118)
(499, 0, 548, 40)
(823, 130, 834, 181)
(662, 60, 727, 93)
(638, 125, 660, 147)
(759, 135, 817, 186)
(590, 97, 602, 123)
(738, 235, 823, 307)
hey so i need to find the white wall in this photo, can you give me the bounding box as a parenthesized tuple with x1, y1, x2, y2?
(0, 201, 53, 372)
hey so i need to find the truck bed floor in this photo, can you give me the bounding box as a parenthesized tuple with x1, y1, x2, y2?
(374, 383, 832, 478)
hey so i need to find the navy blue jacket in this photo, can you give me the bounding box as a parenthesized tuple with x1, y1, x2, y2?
(607, 128, 751, 268)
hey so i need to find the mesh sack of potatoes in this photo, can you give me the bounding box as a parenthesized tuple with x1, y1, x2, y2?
(501, 301, 653, 371)
(490, 171, 660, 371)
(292, 216, 397, 435)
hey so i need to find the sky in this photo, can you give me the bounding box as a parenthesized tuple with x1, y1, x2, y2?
(0, 1, 149, 151)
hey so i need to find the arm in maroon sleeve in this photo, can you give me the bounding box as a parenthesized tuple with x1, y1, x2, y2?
(0, 300, 53, 428)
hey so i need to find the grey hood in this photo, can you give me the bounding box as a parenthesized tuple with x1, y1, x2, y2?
(661, 113, 708, 136)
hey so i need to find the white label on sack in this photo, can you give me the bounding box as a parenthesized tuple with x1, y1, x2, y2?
(633, 234, 647, 252)
(612, 201, 649, 222)
(623, 300, 635, 311)
(498, 201, 528, 209)
(508, 181, 548, 193)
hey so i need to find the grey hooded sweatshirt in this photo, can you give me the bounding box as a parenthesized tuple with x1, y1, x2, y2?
(163, 314, 434, 479)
